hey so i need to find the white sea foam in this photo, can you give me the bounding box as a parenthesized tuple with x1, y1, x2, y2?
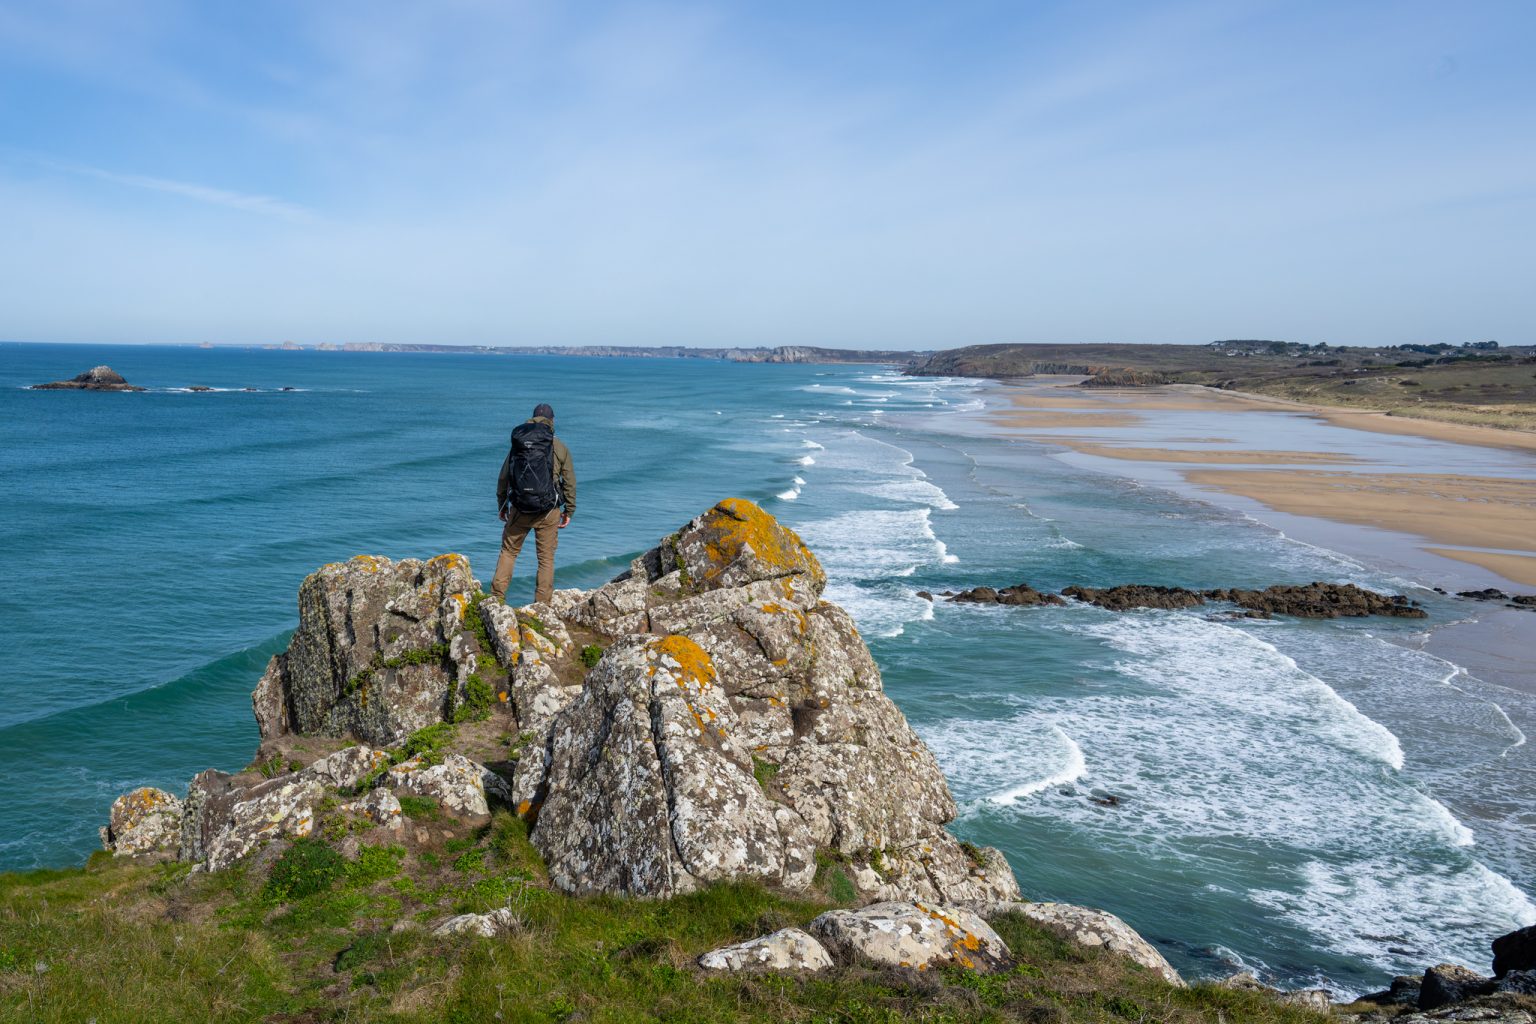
(795, 507, 957, 636)
(801, 440, 825, 449)
(916, 609, 1521, 977)
(988, 727, 1087, 804)
(794, 476, 806, 486)
(1252, 857, 1536, 976)
(797, 455, 816, 466)
(776, 486, 800, 501)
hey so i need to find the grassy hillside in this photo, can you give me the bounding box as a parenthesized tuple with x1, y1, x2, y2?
(909, 342, 1536, 431)
(0, 811, 1331, 1024)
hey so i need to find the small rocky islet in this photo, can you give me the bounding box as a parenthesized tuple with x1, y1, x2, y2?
(88, 499, 1536, 1019)
(29, 365, 145, 391)
(29, 365, 297, 393)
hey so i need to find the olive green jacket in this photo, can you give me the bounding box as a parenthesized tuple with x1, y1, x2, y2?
(496, 417, 576, 518)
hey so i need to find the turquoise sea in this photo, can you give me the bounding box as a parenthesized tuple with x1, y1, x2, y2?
(2, 342, 1532, 996)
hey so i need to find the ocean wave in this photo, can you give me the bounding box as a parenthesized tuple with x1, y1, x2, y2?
(1251, 857, 1536, 978)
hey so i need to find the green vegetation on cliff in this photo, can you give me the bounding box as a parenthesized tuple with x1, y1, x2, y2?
(907, 341, 1536, 432)
(0, 823, 1330, 1024)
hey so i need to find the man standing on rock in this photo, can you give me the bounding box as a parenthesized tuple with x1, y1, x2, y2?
(492, 403, 576, 605)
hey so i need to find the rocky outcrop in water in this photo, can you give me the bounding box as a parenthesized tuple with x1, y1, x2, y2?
(950, 583, 1065, 607)
(30, 365, 145, 391)
(1207, 582, 1428, 618)
(949, 580, 1427, 618)
(1060, 584, 1207, 612)
(108, 499, 1020, 908)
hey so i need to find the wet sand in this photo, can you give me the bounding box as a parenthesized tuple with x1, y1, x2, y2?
(988, 378, 1536, 591)
(1069, 445, 1361, 465)
(1182, 471, 1536, 585)
(1424, 549, 1536, 589)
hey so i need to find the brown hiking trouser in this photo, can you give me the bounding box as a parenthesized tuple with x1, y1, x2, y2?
(491, 507, 561, 604)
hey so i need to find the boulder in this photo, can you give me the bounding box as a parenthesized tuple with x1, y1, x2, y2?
(251, 553, 495, 745)
(810, 901, 1011, 972)
(342, 789, 404, 830)
(978, 901, 1183, 986)
(1420, 963, 1495, 1010)
(30, 365, 145, 391)
(306, 746, 391, 790)
(387, 753, 510, 823)
(531, 635, 786, 896)
(100, 787, 183, 857)
(1358, 975, 1424, 1007)
(697, 928, 834, 973)
(1497, 972, 1536, 997)
(1494, 926, 1536, 978)
(1219, 972, 1332, 1010)
(431, 907, 522, 937)
(180, 770, 324, 871)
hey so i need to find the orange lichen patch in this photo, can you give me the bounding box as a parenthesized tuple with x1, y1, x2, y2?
(428, 552, 470, 573)
(450, 592, 469, 616)
(648, 635, 718, 689)
(516, 800, 532, 816)
(498, 691, 509, 702)
(350, 554, 384, 573)
(118, 788, 173, 816)
(648, 635, 722, 736)
(697, 499, 825, 588)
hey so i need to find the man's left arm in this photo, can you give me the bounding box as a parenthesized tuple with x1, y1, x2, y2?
(556, 440, 576, 525)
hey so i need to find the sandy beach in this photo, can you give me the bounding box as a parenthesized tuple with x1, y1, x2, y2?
(988, 378, 1536, 590)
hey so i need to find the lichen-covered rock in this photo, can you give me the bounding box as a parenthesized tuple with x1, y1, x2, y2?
(698, 928, 834, 972)
(342, 788, 404, 830)
(528, 500, 1019, 904)
(252, 553, 490, 745)
(431, 907, 522, 937)
(980, 902, 1183, 986)
(180, 770, 324, 871)
(810, 901, 1011, 972)
(532, 635, 787, 896)
(100, 787, 183, 857)
(387, 753, 510, 823)
(671, 498, 826, 595)
(306, 746, 390, 790)
(169, 498, 1024, 900)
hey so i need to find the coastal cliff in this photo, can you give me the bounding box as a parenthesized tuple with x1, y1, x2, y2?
(10, 500, 1529, 1021)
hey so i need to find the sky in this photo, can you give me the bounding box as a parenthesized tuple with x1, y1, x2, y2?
(1, 0, 1533, 349)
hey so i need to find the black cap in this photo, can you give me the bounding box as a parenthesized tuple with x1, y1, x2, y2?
(532, 403, 554, 420)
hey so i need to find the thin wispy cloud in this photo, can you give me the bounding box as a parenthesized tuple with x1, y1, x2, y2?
(44, 158, 316, 223)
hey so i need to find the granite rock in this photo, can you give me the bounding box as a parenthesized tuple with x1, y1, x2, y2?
(697, 928, 834, 973)
(810, 901, 1011, 972)
(100, 787, 183, 857)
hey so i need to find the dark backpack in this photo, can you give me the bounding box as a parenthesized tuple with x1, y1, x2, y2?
(507, 421, 561, 515)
